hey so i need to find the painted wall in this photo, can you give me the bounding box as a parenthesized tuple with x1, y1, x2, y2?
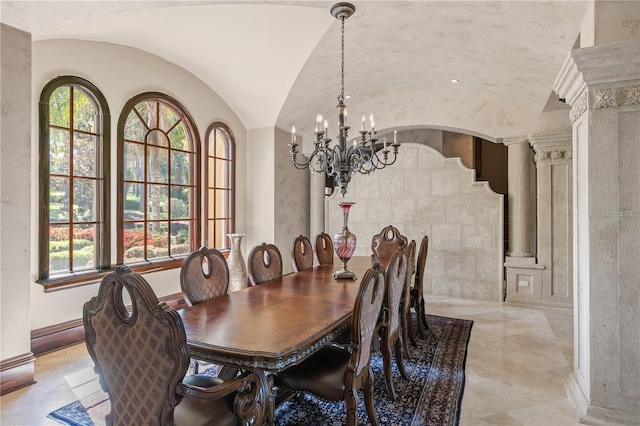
(246, 127, 276, 250)
(274, 126, 309, 276)
(29, 39, 248, 330)
(1, 24, 32, 360)
(326, 143, 504, 302)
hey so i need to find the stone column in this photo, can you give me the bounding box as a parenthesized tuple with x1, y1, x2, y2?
(554, 39, 640, 424)
(503, 137, 533, 258)
(530, 133, 573, 309)
(503, 137, 540, 304)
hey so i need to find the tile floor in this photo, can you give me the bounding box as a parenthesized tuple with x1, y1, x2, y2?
(0, 296, 583, 425)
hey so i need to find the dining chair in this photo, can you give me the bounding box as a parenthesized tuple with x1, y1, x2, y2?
(314, 232, 334, 265)
(180, 246, 229, 307)
(370, 225, 408, 263)
(83, 266, 264, 426)
(248, 242, 283, 286)
(291, 235, 314, 272)
(412, 235, 430, 336)
(378, 248, 409, 401)
(180, 246, 234, 376)
(400, 239, 417, 354)
(274, 263, 386, 426)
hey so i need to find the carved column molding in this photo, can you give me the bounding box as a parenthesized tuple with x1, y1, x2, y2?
(554, 39, 640, 425)
(530, 133, 573, 309)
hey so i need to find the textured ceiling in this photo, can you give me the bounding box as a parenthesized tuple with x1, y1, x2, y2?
(2, 0, 589, 138)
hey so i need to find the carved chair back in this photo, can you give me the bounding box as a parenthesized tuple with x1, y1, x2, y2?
(371, 225, 408, 263)
(351, 263, 386, 377)
(401, 240, 417, 348)
(383, 248, 408, 339)
(83, 266, 189, 425)
(314, 232, 334, 265)
(412, 235, 431, 336)
(180, 246, 229, 307)
(248, 242, 283, 285)
(292, 235, 314, 272)
(414, 235, 428, 292)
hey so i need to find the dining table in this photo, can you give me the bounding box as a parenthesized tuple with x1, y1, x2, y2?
(178, 255, 378, 425)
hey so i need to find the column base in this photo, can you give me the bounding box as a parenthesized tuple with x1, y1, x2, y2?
(504, 256, 544, 305)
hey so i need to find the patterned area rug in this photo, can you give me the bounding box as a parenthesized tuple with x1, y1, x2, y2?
(48, 314, 472, 426)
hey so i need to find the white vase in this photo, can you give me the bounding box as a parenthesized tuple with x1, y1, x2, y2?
(227, 233, 248, 293)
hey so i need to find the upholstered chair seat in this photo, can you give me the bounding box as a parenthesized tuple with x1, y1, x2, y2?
(274, 264, 386, 426)
(174, 376, 237, 426)
(275, 344, 350, 402)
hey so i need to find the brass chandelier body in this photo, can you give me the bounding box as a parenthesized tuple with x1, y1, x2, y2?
(288, 2, 400, 196)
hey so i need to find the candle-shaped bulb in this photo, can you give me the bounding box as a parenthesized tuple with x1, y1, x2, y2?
(369, 113, 375, 133)
(361, 114, 366, 131)
(291, 126, 296, 143)
(316, 114, 323, 123)
(394, 130, 397, 144)
(324, 119, 328, 131)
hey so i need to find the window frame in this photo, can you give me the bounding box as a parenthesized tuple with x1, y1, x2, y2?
(37, 76, 111, 291)
(204, 122, 236, 250)
(117, 92, 201, 270)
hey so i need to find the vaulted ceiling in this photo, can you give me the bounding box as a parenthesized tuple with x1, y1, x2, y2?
(2, 1, 589, 140)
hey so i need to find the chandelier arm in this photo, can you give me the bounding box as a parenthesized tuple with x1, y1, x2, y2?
(288, 2, 400, 196)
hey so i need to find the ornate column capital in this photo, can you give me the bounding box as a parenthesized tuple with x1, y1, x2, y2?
(502, 136, 529, 147)
(554, 40, 640, 123)
(529, 133, 572, 163)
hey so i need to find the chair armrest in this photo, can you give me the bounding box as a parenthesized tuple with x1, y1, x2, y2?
(177, 370, 264, 425)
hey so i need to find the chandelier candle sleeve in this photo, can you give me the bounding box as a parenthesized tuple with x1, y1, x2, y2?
(287, 2, 401, 197)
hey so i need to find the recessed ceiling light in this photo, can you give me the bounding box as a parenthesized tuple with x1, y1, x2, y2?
(450, 79, 459, 83)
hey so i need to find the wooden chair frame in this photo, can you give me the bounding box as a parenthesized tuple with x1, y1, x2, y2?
(83, 266, 264, 426)
(248, 242, 283, 286)
(412, 235, 430, 336)
(314, 232, 334, 265)
(180, 246, 229, 307)
(370, 225, 408, 263)
(291, 235, 314, 272)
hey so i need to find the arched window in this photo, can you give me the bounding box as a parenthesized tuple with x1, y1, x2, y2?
(205, 123, 235, 249)
(38, 76, 111, 285)
(117, 93, 200, 267)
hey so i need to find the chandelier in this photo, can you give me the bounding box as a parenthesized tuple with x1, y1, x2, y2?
(288, 2, 400, 197)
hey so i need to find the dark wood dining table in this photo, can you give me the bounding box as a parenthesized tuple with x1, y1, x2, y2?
(177, 255, 377, 424)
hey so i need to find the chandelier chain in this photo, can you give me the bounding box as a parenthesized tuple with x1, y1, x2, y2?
(339, 16, 345, 104)
(288, 2, 400, 197)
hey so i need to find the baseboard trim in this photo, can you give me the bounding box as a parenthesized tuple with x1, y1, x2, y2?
(31, 318, 85, 357)
(0, 352, 36, 395)
(30, 292, 186, 357)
